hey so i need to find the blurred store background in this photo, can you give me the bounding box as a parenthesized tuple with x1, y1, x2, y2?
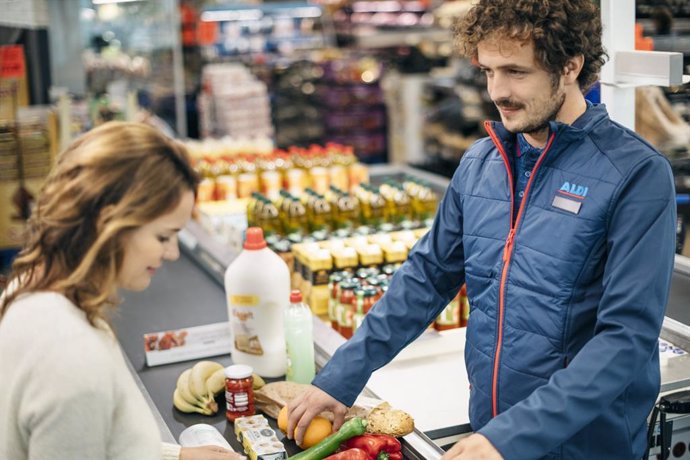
(1, 0, 690, 272)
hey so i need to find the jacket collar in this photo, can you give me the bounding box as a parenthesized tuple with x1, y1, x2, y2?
(486, 103, 609, 147)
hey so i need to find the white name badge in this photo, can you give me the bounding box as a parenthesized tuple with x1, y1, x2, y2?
(552, 195, 582, 214)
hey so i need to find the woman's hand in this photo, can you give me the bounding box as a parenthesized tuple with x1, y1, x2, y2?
(180, 445, 246, 460)
(441, 434, 503, 460)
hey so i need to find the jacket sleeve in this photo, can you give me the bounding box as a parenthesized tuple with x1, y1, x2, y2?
(479, 153, 677, 458)
(312, 165, 468, 406)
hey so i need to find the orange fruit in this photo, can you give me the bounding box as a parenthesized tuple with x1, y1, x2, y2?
(301, 416, 332, 448)
(276, 406, 333, 448)
(278, 406, 289, 433)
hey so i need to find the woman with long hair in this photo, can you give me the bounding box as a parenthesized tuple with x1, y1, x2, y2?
(0, 122, 244, 460)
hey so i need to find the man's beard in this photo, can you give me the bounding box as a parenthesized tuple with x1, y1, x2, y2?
(495, 89, 566, 135)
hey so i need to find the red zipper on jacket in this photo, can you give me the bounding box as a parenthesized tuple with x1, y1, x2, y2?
(485, 121, 556, 417)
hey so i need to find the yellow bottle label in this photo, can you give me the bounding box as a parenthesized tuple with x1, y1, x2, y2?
(230, 295, 259, 306)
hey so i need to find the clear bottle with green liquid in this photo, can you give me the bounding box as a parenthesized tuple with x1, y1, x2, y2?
(284, 290, 315, 384)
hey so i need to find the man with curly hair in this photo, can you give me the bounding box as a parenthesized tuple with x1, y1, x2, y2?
(287, 1, 677, 459)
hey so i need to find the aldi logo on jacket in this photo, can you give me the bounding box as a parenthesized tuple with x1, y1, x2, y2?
(559, 181, 588, 198)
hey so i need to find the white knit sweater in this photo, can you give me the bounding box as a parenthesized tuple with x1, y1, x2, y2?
(0, 291, 181, 460)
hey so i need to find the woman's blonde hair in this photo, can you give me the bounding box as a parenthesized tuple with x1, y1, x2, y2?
(1, 121, 199, 325)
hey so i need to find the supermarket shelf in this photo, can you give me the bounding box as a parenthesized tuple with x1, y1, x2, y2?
(352, 28, 451, 49)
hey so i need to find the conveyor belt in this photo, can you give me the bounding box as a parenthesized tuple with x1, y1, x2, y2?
(112, 254, 235, 442)
(667, 270, 690, 326)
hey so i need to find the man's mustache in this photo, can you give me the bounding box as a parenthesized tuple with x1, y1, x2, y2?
(494, 99, 524, 110)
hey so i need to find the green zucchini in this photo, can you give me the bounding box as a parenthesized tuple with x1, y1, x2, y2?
(289, 417, 368, 460)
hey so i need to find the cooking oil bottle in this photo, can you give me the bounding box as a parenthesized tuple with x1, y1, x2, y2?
(334, 189, 360, 230)
(361, 184, 385, 228)
(258, 197, 281, 237)
(417, 181, 439, 226)
(247, 192, 267, 228)
(309, 193, 332, 233)
(285, 193, 308, 236)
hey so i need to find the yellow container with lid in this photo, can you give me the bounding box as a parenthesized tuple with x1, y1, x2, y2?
(332, 247, 359, 272)
(303, 249, 333, 287)
(308, 285, 330, 316)
(382, 241, 408, 264)
(357, 244, 383, 268)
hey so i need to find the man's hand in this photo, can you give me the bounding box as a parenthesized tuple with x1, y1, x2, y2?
(180, 445, 246, 459)
(286, 385, 348, 447)
(441, 434, 503, 460)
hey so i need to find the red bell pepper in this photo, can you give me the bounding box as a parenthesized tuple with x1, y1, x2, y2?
(324, 448, 371, 460)
(343, 434, 403, 460)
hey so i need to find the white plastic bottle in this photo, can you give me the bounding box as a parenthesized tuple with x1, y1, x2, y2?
(225, 227, 289, 377)
(284, 289, 316, 384)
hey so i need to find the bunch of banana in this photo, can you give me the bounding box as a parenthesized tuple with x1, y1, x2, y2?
(173, 361, 225, 415)
(172, 360, 268, 415)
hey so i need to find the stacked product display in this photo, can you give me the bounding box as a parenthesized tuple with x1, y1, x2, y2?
(290, 229, 468, 333)
(189, 141, 367, 203)
(196, 2, 330, 60)
(254, 51, 391, 163)
(271, 59, 326, 148)
(330, 0, 437, 47)
(248, 176, 438, 240)
(320, 55, 388, 163)
(418, 63, 499, 177)
(197, 63, 273, 140)
(0, 103, 57, 252)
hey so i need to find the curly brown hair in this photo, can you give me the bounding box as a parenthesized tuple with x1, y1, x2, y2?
(455, 0, 607, 92)
(1, 122, 199, 326)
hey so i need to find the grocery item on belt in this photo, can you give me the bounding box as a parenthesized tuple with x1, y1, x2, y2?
(323, 449, 370, 460)
(289, 417, 368, 460)
(342, 434, 402, 460)
(234, 414, 271, 443)
(277, 406, 333, 448)
(172, 361, 224, 415)
(255, 382, 415, 437)
(241, 427, 287, 460)
(235, 414, 287, 460)
(179, 424, 235, 450)
(365, 402, 414, 437)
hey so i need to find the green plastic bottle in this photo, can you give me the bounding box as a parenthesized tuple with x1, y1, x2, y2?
(284, 290, 315, 384)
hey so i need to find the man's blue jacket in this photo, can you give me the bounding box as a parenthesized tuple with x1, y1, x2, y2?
(312, 104, 677, 459)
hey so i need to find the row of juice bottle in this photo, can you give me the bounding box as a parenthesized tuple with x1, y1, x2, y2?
(247, 178, 439, 238)
(192, 142, 369, 202)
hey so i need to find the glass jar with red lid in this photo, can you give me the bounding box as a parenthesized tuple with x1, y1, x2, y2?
(337, 279, 359, 338)
(360, 286, 378, 314)
(224, 364, 255, 422)
(328, 271, 346, 330)
(364, 276, 384, 303)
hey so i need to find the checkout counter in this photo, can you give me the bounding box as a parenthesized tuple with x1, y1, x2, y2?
(111, 165, 690, 459)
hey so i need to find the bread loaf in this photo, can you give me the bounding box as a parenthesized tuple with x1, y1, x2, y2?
(365, 402, 415, 437)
